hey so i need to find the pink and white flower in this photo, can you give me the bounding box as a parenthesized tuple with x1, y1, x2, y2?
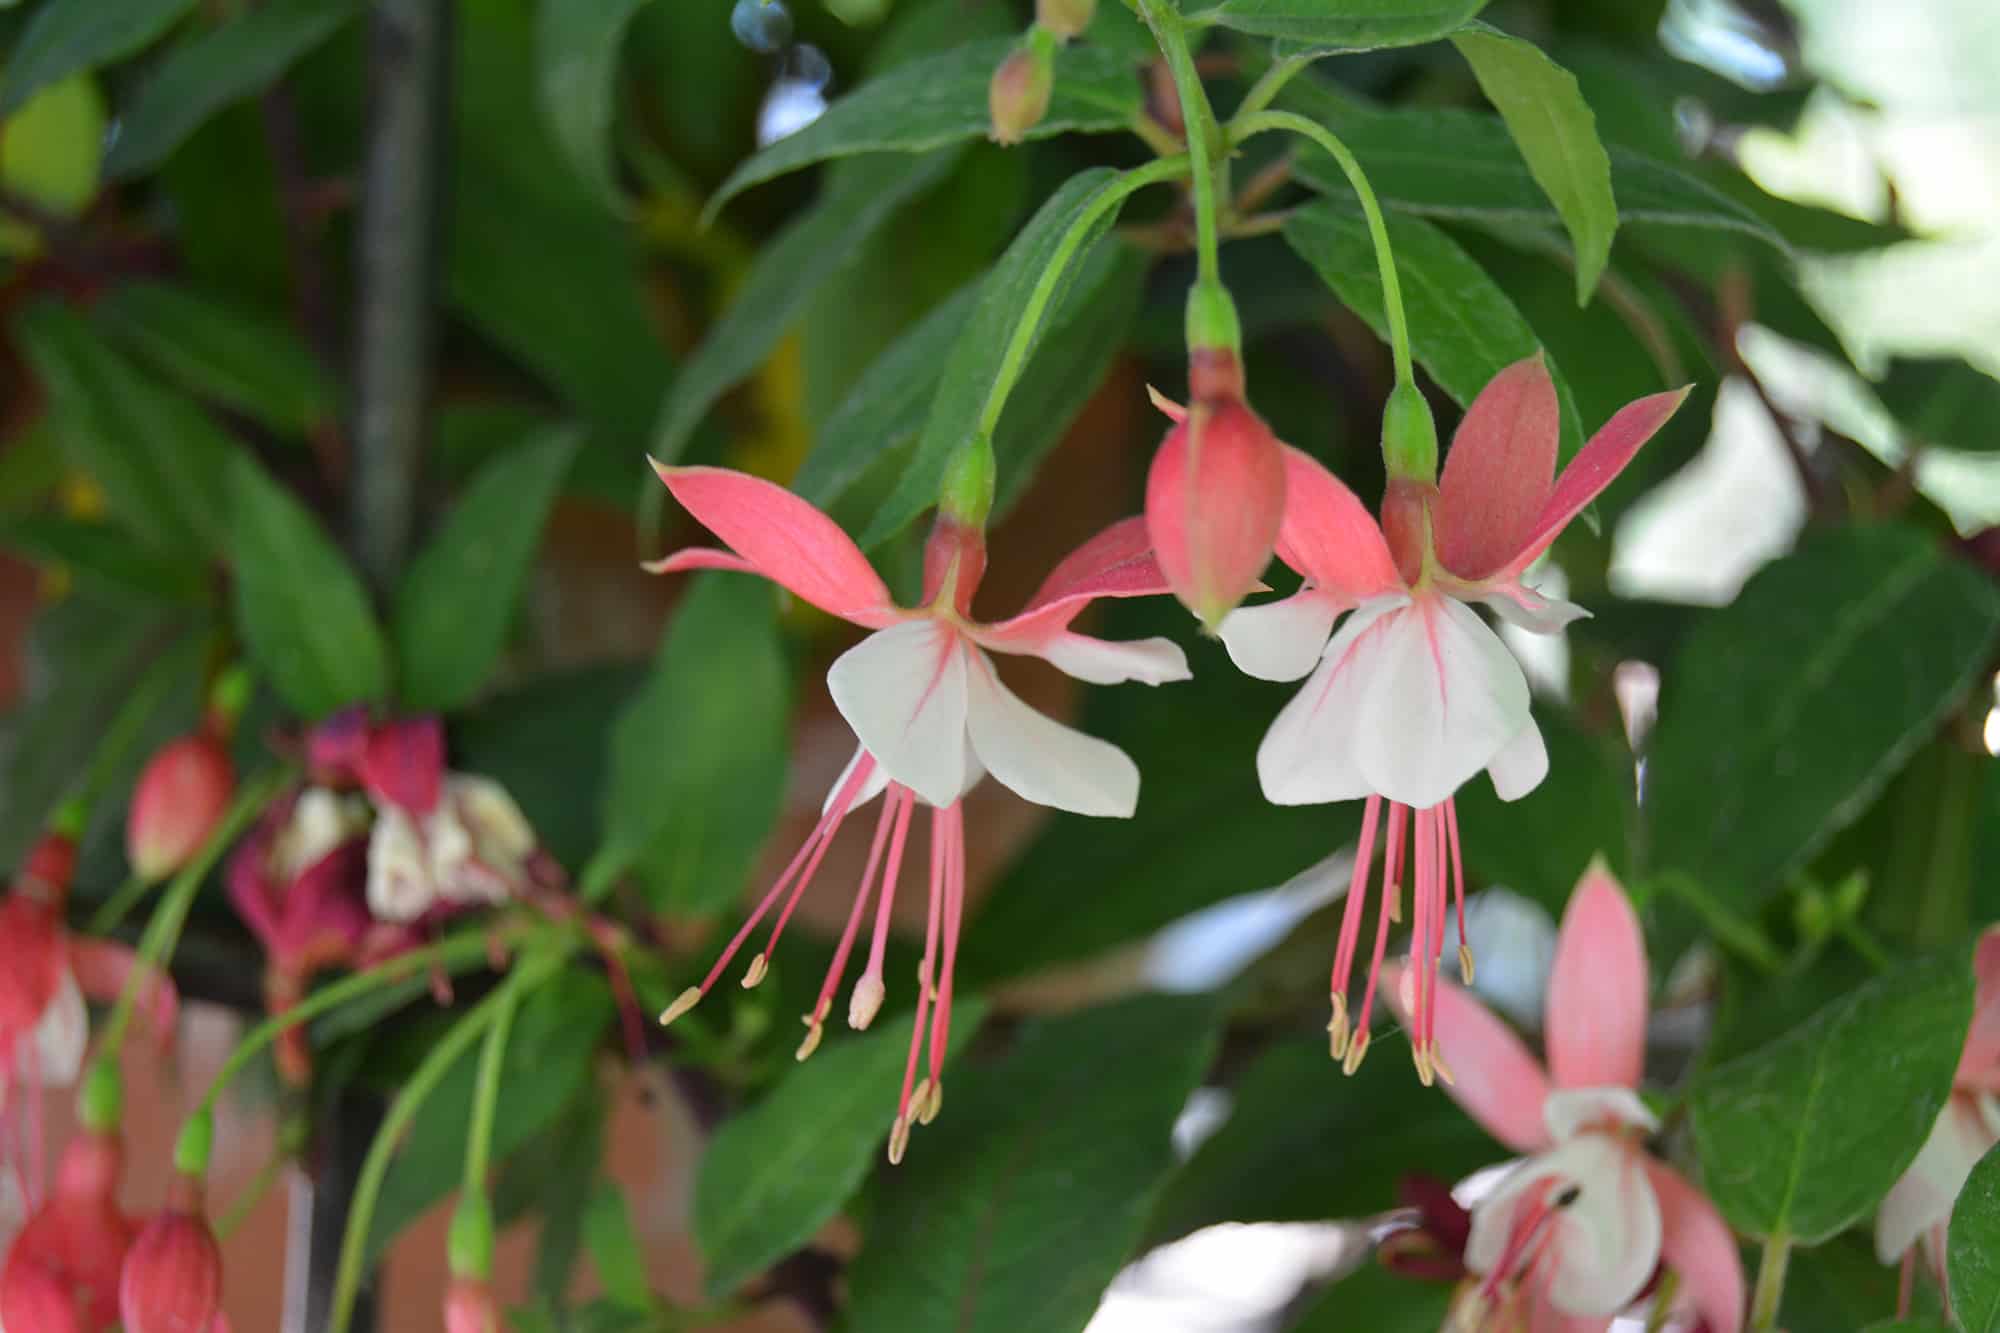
(647, 463, 1188, 1159)
(1387, 865, 1743, 1333)
(1875, 928, 2000, 1301)
(1211, 357, 1686, 1076)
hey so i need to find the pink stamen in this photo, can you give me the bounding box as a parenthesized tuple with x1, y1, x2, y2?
(1478, 1179, 1564, 1308)
(1383, 802, 1409, 914)
(893, 812, 950, 1152)
(1445, 798, 1467, 965)
(856, 789, 917, 1010)
(1330, 795, 1381, 999)
(1409, 805, 1432, 1073)
(926, 805, 966, 1086)
(810, 787, 905, 1022)
(1353, 833, 1398, 1038)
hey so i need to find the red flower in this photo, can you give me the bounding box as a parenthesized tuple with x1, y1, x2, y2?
(119, 1174, 224, 1333)
(127, 734, 236, 884)
(0, 1130, 136, 1332)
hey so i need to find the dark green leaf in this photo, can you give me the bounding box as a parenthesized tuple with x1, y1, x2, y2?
(1283, 201, 1586, 459)
(844, 995, 1224, 1333)
(392, 428, 578, 712)
(694, 1000, 987, 1300)
(1280, 77, 1790, 259)
(651, 149, 962, 466)
(1288, 1260, 1455, 1332)
(1149, 1035, 1498, 1242)
(1951, 1144, 2000, 1330)
(499, 1082, 609, 1311)
(367, 971, 612, 1259)
(535, 0, 650, 206)
(706, 38, 1142, 217)
(15, 302, 233, 558)
(228, 451, 390, 719)
(0, 515, 208, 605)
(1450, 26, 1615, 302)
(1195, 0, 1486, 49)
(1784, 1233, 1931, 1332)
(104, 0, 358, 179)
(1690, 953, 1973, 1243)
(1863, 1324, 1955, 1332)
(589, 573, 791, 912)
(859, 168, 1145, 546)
(97, 281, 337, 435)
(585, 1181, 653, 1310)
(0, 0, 195, 117)
(1647, 525, 2000, 915)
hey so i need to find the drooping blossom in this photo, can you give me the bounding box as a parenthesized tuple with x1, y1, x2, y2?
(1875, 927, 2000, 1305)
(648, 462, 1188, 1160)
(444, 1276, 500, 1333)
(119, 1173, 226, 1333)
(1384, 865, 1743, 1333)
(0, 1129, 135, 1331)
(0, 833, 175, 1204)
(1212, 357, 1686, 1075)
(127, 733, 236, 885)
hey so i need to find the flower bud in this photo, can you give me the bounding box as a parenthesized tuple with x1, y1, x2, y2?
(119, 1174, 223, 1333)
(1036, 0, 1095, 40)
(1381, 379, 1439, 484)
(359, 716, 445, 815)
(444, 1276, 501, 1333)
(988, 42, 1053, 146)
(128, 734, 236, 883)
(1144, 378, 1286, 630)
(2, 1130, 134, 1331)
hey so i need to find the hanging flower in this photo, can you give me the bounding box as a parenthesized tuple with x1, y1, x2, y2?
(1211, 358, 1686, 1075)
(0, 1129, 135, 1332)
(1876, 928, 2000, 1290)
(367, 773, 551, 924)
(0, 834, 175, 1203)
(119, 1173, 226, 1333)
(1384, 865, 1743, 1333)
(648, 462, 1188, 1160)
(127, 733, 236, 885)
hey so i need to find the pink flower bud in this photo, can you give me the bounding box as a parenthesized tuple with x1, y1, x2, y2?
(1, 1131, 134, 1332)
(988, 46, 1053, 146)
(120, 1176, 223, 1333)
(128, 734, 236, 883)
(444, 1276, 500, 1333)
(1036, 0, 1095, 40)
(359, 716, 444, 815)
(1144, 375, 1286, 630)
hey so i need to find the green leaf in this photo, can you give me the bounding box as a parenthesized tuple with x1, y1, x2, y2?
(0, 515, 208, 605)
(492, 1081, 608, 1311)
(706, 38, 1143, 218)
(1288, 1261, 1454, 1332)
(589, 573, 790, 912)
(694, 1000, 988, 1301)
(1784, 1233, 1934, 1332)
(1690, 952, 1973, 1243)
(228, 451, 391, 720)
(1951, 1144, 2000, 1330)
(1194, 0, 1486, 49)
(1864, 1324, 1955, 1333)
(651, 149, 962, 466)
(535, 0, 650, 206)
(1283, 200, 1586, 459)
(0, 75, 106, 234)
(96, 281, 337, 435)
(1148, 1035, 1498, 1242)
(1647, 525, 2000, 916)
(585, 1181, 653, 1310)
(15, 302, 233, 558)
(392, 428, 578, 712)
(367, 972, 613, 1260)
(0, 0, 195, 118)
(103, 0, 358, 179)
(860, 168, 1142, 547)
(1450, 26, 1615, 303)
(1280, 77, 1790, 259)
(844, 995, 1224, 1333)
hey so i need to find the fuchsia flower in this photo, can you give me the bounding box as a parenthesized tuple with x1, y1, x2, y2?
(119, 1173, 226, 1333)
(648, 463, 1187, 1159)
(127, 733, 236, 885)
(1385, 865, 1743, 1333)
(1210, 357, 1686, 1075)
(1875, 928, 2000, 1289)
(0, 1129, 135, 1332)
(0, 836, 175, 1205)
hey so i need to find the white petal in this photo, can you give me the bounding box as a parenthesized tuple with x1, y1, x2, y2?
(1480, 584, 1591, 634)
(822, 745, 892, 816)
(1876, 1093, 1997, 1262)
(964, 651, 1138, 817)
(447, 774, 536, 862)
(366, 807, 437, 923)
(29, 968, 88, 1087)
(825, 619, 970, 809)
(1487, 719, 1550, 802)
(1467, 1134, 1662, 1318)
(1353, 596, 1531, 810)
(1543, 1086, 1659, 1141)
(1253, 597, 1406, 806)
(1036, 633, 1191, 686)
(1218, 590, 1342, 683)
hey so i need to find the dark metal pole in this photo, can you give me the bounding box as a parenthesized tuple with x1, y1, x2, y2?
(285, 1097, 386, 1333)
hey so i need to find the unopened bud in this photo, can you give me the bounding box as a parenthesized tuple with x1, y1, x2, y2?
(448, 1194, 495, 1280)
(444, 1277, 501, 1333)
(1036, 0, 1095, 40)
(1143, 382, 1286, 631)
(119, 1175, 222, 1333)
(1381, 379, 1439, 484)
(128, 733, 236, 883)
(988, 42, 1054, 146)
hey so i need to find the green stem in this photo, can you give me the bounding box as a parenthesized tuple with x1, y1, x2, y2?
(1750, 1233, 1790, 1332)
(86, 872, 151, 937)
(190, 927, 507, 1124)
(1233, 50, 1320, 124)
(330, 952, 561, 1333)
(1838, 918, 1895, 973)
(1656, 871, 1786, 976)
(462, 976, 520, 1195)
(974, 154, 1189, 438)
(99, 768, 291, 1057)
(1135, 0, 1221, 286)
(1230, 109, 1414, 388)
